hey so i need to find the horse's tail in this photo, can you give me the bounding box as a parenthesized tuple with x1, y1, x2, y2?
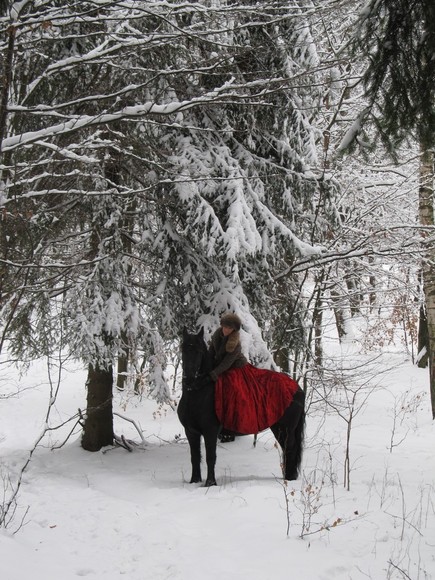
(293, 389, 306, 476)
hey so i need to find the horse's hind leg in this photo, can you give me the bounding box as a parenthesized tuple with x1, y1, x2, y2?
(271, 423, 295, 480)
(185, 428, 202, 483)
(271, 397, 305, 481)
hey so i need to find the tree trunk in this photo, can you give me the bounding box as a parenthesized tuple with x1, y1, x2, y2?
(368, 256, 376, 311)
(418, 147, 435, 418)
(116, 330, 130, 391)
(82, 363, 114, 451)
(344, 269, 360, 316)
(330, 288, 347, 341)
(116, 350, 129, 391)
(313, 285, 323, 367)
(0, 24, 15, 152)
(417, 304, 429, 368)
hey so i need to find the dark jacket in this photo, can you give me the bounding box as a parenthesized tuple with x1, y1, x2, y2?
(209, 328, 248, 381)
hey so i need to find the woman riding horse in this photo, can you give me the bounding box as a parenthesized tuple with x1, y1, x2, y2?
(210, 313, 301, 438)
(178, 313, 305, 486)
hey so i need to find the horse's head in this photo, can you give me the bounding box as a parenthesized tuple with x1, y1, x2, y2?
(181, 327, 210, 387)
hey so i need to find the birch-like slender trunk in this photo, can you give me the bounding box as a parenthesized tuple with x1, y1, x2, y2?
(418, 147, 435, 418)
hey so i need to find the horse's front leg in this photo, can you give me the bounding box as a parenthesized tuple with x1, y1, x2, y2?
(203, 431, 219, 486)
(185, 428, 202, 483)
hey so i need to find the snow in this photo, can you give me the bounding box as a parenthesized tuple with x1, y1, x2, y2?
(1, 335, 435, 580)
(337, 107, 370, 153)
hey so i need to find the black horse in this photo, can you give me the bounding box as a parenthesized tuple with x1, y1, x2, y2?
(177, 328, 305, 486)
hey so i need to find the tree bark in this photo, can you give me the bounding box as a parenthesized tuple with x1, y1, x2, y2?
(418, 147, 435, 418)
(344, 266, 361, 316)
(313, 285, 323, 367)
(417, 304, 429, 368)
(330, 287, 347, 341)
(0, 24, 15, 152)
(82, 363, 114, 451)
(116, 331, 129, 391)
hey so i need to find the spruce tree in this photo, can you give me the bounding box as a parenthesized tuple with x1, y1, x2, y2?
(1, 1, 335, 448)
(347, 0, 435, 151)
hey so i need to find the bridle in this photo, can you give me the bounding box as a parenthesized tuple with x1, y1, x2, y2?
(182, 340, 209, 392)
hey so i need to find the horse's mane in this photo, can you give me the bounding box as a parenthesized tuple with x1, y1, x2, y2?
(182, 327, 212, 379)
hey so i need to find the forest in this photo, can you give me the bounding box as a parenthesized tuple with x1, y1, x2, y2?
(1, 2, 435, 569)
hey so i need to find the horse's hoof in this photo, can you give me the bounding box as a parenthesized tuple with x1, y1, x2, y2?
(204, 480, 217, 487)
(190, 477, 202, 484)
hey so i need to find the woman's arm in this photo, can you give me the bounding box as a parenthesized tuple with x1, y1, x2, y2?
(210, 343, 244, 380)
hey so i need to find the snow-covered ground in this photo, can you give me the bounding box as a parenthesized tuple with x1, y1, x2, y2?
(1, 335, 434, 580)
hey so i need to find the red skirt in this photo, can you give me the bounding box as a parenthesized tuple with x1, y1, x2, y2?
(215, 364, 299, 434)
